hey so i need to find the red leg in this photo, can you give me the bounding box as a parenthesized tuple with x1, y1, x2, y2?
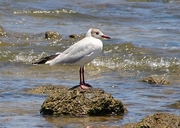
(82, 66, 85, 84)
(79, 67, 82, 85)
(79, 66, 85, 84)
(79, 66, 92, 89)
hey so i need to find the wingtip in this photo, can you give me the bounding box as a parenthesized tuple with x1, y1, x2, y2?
(32, 62, 38, 65)
(32, 54, 59, 65)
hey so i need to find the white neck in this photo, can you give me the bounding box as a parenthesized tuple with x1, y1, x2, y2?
(86, 28, 92, 37)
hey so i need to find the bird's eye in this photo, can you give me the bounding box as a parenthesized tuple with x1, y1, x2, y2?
(95, 32, 99, 35)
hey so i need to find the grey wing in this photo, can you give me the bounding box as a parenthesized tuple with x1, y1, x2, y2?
(60, 42, 95, 63)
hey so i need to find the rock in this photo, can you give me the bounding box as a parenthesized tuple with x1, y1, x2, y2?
(28, 84, 68, 95)
(40, 85, 127, 116)
(69, 34, 79, 38)
(167, 100, 180, 109)
(0, 26, 6, 36)
(121, 113, 180, 128)
(45, 31, 61, 40)
(69, 33, 86, 39)
(140, 75, 172, 85)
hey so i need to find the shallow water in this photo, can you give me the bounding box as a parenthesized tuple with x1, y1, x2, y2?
(0, 0, 180, 127)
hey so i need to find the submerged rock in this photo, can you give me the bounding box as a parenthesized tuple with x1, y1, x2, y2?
(140, 75, 172, 85)
(122, 113, 180, 128)
(0, 25, 6, 36)
(167, 100, 180, 109)
(39, 85, 127, 116)
(45, 31, 61, 40)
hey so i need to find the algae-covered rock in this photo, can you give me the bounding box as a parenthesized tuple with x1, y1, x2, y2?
(40, 86, 127, 116)
(140, 75, 172, 85)
(0, 25, 6, 36)
(45, 31, 61, 40)
(28, 84, 68, 95)
(167, 100, 180, 109)
(69, 34, 79, 38)
(69, 33, 85, 39)
(121, 113, 180, 128)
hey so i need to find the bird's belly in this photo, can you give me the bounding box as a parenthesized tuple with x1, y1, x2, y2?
(74, 50, 101, 66)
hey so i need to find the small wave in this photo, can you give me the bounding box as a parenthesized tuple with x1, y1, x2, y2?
(91, 43, 180, 72)
(8, 50, 48, 64)
(92, 56, 180, 73)
(13, 9, 77, 14)
(0, 51, 13, 62)
(1, 42, 180, 75)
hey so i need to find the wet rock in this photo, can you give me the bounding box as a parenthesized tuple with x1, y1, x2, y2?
(69, 34, 78, 38)
(121, 113, 180, 128)
(40, 85, 127, 116)
(28, 84, 68, 95)
(167, 100, 180, 109)
(0, 25, 6, 36)
(69, 33, 85, 39)
(140, 75, 172, 85)
(45, 31, 61, 40)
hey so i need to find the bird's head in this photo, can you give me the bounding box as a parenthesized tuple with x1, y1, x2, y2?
(86, 28, 111, 39)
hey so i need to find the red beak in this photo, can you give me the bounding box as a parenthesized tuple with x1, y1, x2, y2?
(101, 35, 111, 39)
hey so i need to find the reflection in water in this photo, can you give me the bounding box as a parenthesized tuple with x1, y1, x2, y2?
(44, 115, 124, 127)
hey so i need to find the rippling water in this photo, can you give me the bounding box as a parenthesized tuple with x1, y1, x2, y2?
(0, 0, 180, 127)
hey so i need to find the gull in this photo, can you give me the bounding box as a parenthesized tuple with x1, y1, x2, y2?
(32, 28, 111, 89)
